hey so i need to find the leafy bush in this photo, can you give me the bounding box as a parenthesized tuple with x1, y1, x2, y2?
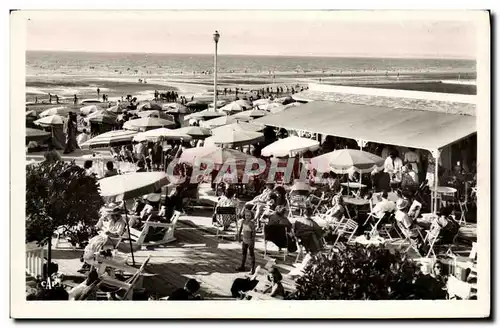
(293, 244, 447, 300)
(26, 161, 104, 277)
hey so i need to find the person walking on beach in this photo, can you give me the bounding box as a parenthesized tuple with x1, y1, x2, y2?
(73, 94, 78, 106)
(55, 94, 59, 104)
(48, 93, 52, 104)
(35, 97, 38, 104)
(97, 87, 100, 100)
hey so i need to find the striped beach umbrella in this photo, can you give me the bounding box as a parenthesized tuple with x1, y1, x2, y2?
(133, 127, 192, 142)
(39, 106, 74, 118)
(80, 130, 138, 149)
(34, 114, 65, 126)
(123, 117, 176, 132)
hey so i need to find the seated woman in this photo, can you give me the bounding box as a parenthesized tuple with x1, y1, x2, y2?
(213, 188, 238, 226)
(262, 268, 286, 299)
(129, 196, 156, 228)
(394, 198, 424, 247)
(293, 205, 324, 255)
(435, 206, 460, 245)
(80, 203, 127, 271)
(265, 205, 292, 250)
(244, 182, 275, 219)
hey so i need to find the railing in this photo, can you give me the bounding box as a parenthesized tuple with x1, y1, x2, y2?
(26, 246, 45, 278)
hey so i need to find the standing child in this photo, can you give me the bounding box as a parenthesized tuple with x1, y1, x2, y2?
(236, 209, 256, 274)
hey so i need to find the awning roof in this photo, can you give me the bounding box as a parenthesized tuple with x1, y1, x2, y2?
(254, 101, 476, 151)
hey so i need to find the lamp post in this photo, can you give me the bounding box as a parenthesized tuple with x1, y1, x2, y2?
(213, 30, 220, 112)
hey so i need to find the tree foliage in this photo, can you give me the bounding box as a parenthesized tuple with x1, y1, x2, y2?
(26, 161, 104, 247)
(293, 244, 447, 300)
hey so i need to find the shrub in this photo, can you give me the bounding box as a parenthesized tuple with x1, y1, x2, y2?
(293, 244, 447, 300)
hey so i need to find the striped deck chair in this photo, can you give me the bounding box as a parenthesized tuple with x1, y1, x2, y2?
(214, 206, 239, 240)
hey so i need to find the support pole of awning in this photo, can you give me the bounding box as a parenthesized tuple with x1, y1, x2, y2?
(356, 139, 368, 191)
(430, 148, 442, 214)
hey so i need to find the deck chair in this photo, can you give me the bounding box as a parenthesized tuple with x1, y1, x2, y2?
(333, 219, 358, 246)
(446, 274, 474, 300)
(263, 225, 289, 261)
(396, 221, 424, 256)
(181, 183, 200, 212)
(214, 206, 239, 240)
(118, 211, 181, 251)
(99, 255, 151, 300)
(420, 221, 442, 258)
(308, 192, 328, 216)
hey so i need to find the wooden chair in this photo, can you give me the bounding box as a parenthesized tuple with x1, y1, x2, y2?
(263, 225, 289, 261)
(118, 210, 181, 250)
(214, 206, 239, 240)
(99, 255, 151, 300)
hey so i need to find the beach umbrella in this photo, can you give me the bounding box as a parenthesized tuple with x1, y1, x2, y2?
(106, 105, 125, 114)
(100, 171, 170, 202)
(200, 115, 237, 129)
(39, 106, 74, 118)
(80, 105, 100, 115)
(208, 100, 228, 109)
(137, 102, 163, 111)
(99, 171, 170, 265)
(34, 114, 65, 127)
(88, 110, 118, 125)
(80, 130, 138, 149)
(26, 110, 37, 118)
(322, 149, 385, 174)
(219, 100, 253, 113)
(179, 146, 255, 166)
(211, 122, 264, 134)
(137, 110, 174, 121)
(25, 128, 51, 143)
(253, 98, 272, 107)
(209, 127, 264, 147)
(261, 136, 320, 157)
(123, 117, 176, 132)
(175, 126, 212, 139)
(185, 110, 227, 121)
(133, 127, 192, 142)
(162, 103, 191, 114)
(232, 109, 268, 120)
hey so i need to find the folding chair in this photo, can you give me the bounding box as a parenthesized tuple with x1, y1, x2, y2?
(420, 221, 442, 258)
(396, 221, 424, 256)
(457, 198, 469, 226)
(98, 255, 151, 300)
(333, 219, 358, 246)
(263, 225, 289, 261)
(214, 206, 239, 240)
(309, 192, 329, 216)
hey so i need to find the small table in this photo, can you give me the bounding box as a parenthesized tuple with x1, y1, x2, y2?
(431, 186, 457, 210)
(343, 196, 370, 219)
(341, 182, 367, 189)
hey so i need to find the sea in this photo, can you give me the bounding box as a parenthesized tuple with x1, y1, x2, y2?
(26, 51, 476, 77)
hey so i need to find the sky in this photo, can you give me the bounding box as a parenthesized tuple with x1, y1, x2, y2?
(24, 11, 479, 59)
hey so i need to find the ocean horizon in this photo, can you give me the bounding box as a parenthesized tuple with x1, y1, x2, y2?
(26, 50, 476, 77)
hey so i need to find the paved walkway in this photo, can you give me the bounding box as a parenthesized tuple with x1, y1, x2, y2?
(50, 216, 299, 300)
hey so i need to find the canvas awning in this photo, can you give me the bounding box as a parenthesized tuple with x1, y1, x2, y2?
(254, 101, 476, 151)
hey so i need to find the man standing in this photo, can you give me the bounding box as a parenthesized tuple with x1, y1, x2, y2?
(97, 87, 100, 100)
(73, 94, 78, 106)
